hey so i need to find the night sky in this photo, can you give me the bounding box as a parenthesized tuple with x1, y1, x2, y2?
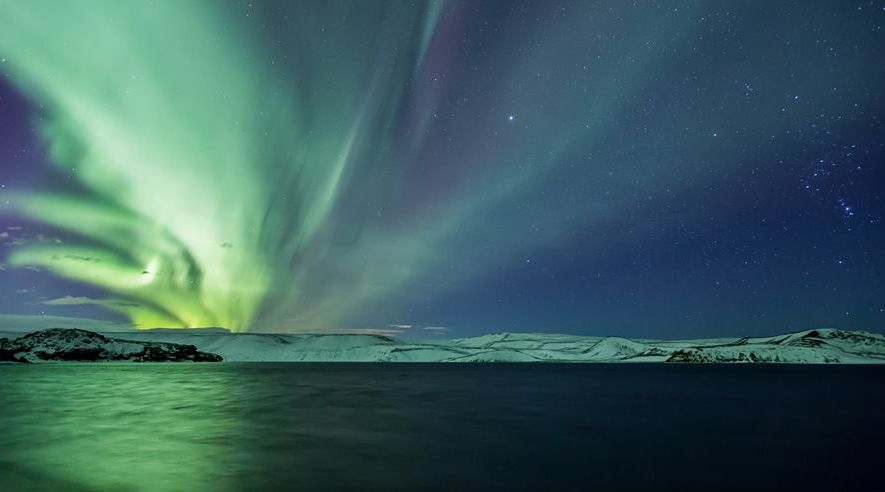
(0, 1, 883, 338)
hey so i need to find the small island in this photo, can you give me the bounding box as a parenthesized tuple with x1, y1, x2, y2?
(0, 328, 223, 363)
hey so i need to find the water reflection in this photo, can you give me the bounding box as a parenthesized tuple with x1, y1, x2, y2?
(0, 364, 245, 492)
(2, 364, 884, 491)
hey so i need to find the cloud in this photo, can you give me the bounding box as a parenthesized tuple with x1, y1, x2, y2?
(41, 295, 141, 309)
(338, 327, 406, 336)
(389, 324, 413, 329)
(15, 287, 36, 295)
(422, 326, 451, 336)
(33, 234, 64, 244)
(60, 254, 101, 263)
(0, 314, 130, 333)
(0, 231, 8, 239)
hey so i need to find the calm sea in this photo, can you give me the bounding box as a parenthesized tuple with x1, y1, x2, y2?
(0, 363, 883, 491)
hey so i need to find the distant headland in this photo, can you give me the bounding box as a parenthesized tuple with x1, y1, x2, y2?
(0, 328, 222, 363)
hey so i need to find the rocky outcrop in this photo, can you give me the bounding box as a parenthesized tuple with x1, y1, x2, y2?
(0, 328, 222, 363)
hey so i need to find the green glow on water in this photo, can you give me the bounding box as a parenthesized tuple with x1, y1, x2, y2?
(0, 365, 244, 492)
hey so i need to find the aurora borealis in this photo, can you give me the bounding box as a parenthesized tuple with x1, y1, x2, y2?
(0, 1, 883, 337)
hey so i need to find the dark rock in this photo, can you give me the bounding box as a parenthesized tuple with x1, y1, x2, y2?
(0, 328, 223, 363)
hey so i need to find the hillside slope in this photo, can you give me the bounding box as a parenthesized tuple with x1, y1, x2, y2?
(3, 328, 877, 363)
(0, 329, 222, 363)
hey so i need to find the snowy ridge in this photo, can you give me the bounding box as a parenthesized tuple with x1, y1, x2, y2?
(0, 328, 222, 362)
(3, 327, 881, 363)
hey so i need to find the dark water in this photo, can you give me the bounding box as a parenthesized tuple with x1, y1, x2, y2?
(1, 364, 883, 492)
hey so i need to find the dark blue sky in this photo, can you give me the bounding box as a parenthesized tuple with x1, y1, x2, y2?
(0, 0, 883, 338)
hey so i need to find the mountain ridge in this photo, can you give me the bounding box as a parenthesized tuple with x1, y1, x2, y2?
(2, 327, 883, 363)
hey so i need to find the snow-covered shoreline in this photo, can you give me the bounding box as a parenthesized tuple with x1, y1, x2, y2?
(3, 328, 884, 363)
(0, 329, 222, 363)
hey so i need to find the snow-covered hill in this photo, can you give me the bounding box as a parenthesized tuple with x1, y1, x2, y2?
(4, 327, 881, 363)
(0, 328, 223, 363)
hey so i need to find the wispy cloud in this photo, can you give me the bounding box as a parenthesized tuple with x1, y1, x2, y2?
(0, 313, 129, 333)
(340, 327, 406, 336)
(389, 324, 413, 329)
(41, 296, 141, 309)
(54, 254, 102, 263)
(35, 234, 63, 244)
(421, 326, 451, 336)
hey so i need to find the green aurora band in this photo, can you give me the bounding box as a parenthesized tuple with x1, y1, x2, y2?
(0, 1, 444, 330)
(1, 1, 865, 332)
